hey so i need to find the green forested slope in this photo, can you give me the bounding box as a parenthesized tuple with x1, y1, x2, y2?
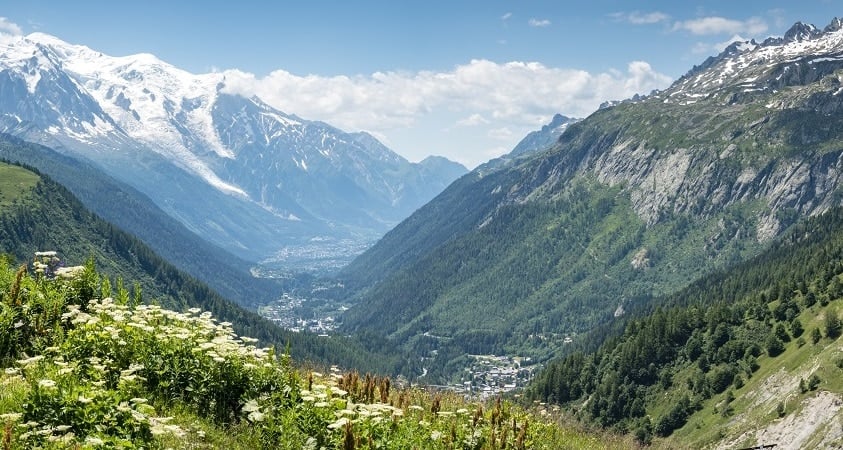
(527, 207, 843, 447)
(0, 161, 400, 374)
(0, 134, 280, 309)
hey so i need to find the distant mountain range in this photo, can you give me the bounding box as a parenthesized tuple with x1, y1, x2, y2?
(338, 19, 843, 379)
(0, 33, 466, 266)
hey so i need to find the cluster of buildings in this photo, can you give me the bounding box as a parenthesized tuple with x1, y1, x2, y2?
(445, 355, 537, 399)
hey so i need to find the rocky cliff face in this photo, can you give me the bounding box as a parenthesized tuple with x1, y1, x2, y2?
(498, 19, 843, 239)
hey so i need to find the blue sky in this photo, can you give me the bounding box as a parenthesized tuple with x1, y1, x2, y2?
(2, 1, 841, 167)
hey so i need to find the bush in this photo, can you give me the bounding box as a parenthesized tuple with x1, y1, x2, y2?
(766, 334, 785, 357)
(825, 310, 841, 339)
(654, 395, 691, 437)
(790, 318, 804, 338)
(811, 328, 822, 344)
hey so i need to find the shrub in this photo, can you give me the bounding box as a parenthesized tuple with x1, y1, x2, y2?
(765, 334, 785, 357)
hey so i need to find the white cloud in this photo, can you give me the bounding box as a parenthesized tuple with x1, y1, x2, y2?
(501, 12, 512, 21)
(672, 16, 767, 36)
(0, 17, 22, 45)
(488, 127, 514, 140)
(456, 113, 489, 127)
(611, 11, 670, 25)
(692, 34, 748, 55)
(528, 18, 551, 28)
(0, 17, 22, 36)
(221, 59, 672, 168)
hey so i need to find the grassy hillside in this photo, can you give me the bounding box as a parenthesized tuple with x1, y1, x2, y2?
(0, 258, 632, 449)
(0, 134, 280, 310)
(0, 160, 401, 375)
(527, 207, 843, 448)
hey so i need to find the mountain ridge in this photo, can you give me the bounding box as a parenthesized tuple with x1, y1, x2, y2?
(0, 32, 467, 264)
(338, 18, 843, 380)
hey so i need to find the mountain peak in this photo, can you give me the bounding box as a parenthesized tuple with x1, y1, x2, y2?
(665, 17, 843, 103)
(783, 21, 822, 43)
(825, 17, 843, 33)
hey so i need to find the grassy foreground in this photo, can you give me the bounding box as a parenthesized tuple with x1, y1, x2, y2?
(0, 256, 631, 449)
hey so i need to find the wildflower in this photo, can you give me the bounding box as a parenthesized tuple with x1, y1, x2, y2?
(78, 395, 92, 404)
(16, 355, 45, 366)
(335, 409, 356, 417)
(242, 399, 260, 412)
(332, 388, 348, 397)
(327, 417, 349, 430)
(4, 367, 19, 375)
(431, 431, 442, 441)
(55, 425, 71, 432)
(247, 410, 265, 422)
(58, 368, 73, 375)
(0, 413, 22, 422)
(38, 379, 56, 389)
(85, 436, 105, 445)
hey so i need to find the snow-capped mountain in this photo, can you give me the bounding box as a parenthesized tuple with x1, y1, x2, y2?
(0, 32, 466, 265)
(665, 19, 843, 103)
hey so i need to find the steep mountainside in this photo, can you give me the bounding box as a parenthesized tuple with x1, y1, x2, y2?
(0, 134, 279, 309)
(508, 114, 579, 157)
(528, 206, 843, 449)
(0, 161, 401, 373)
(0, 33, 466, 263)
(340, 19, 843, 379)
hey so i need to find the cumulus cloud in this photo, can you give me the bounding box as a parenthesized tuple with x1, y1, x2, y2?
(221, 59, 672, 167)
(488, 127, 514, 141)
(692, 34, 749, 55)
(610, 11, 670, 25)
(456, 113, 489, 127)
(672, 16, 767, 36)
(0, 17, 22, 36)
(528, 18, 551, 28)
(0, 17, 23, 46)
(223, 59, 670, 129)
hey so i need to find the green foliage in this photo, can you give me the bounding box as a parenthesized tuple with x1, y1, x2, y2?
(824, 308, 841, 339)
(790, 317, 804, 338)
(811, 327, 822, 344)
(0, 262, 619, 449)
(528, 206, 843, 439)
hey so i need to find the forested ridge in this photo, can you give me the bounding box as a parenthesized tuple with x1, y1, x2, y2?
(0, 134, 281, 310)
(527, 206, 843, 444)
